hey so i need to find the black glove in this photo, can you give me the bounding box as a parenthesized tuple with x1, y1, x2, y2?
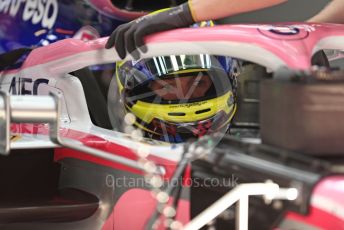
(105, 3, 195, 60)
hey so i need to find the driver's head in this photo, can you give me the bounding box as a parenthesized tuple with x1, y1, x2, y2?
(115, 54, 240, 143)
(149, 72, 212, 100)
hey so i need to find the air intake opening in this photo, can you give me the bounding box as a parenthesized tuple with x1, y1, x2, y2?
(168, 112, 186, 116)
(195, 108, 211, 114)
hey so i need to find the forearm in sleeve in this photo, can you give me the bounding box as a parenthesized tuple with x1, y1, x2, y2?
(188, 0, 287, 21)
(308, 0, 344, 24)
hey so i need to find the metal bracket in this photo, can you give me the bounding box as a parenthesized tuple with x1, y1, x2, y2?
(0, 92, 163, 175)
(184, 182, 298, 230)
(0, 91, 10, 155)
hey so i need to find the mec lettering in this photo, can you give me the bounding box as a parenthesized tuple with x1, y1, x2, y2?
(9, 77, 49, 95)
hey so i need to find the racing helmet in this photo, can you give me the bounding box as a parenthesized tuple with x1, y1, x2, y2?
(113, 22, 240, 143)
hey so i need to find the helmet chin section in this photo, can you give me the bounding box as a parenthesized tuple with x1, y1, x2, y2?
(136, 109, 235, 143)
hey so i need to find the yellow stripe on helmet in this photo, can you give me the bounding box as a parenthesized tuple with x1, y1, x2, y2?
(129, 91, 234, 124)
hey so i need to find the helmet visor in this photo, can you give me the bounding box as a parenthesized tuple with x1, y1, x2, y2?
(118, 54, 233, 104)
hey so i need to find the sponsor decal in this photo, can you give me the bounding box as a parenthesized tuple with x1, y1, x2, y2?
(269, 26, 299, 35)
(0, 0, 58, 29)
(169, 101, 207, 108)
(8, 76, 49, 95)
(258, 25, 309, 40)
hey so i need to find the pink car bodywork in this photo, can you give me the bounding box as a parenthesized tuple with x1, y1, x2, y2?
(1, 23, 344, 229)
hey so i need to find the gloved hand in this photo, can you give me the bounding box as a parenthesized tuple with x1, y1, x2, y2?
(105, 2, 195, 60)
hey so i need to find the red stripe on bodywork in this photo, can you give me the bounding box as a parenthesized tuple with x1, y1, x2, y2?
(285, 207, 344, 229)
